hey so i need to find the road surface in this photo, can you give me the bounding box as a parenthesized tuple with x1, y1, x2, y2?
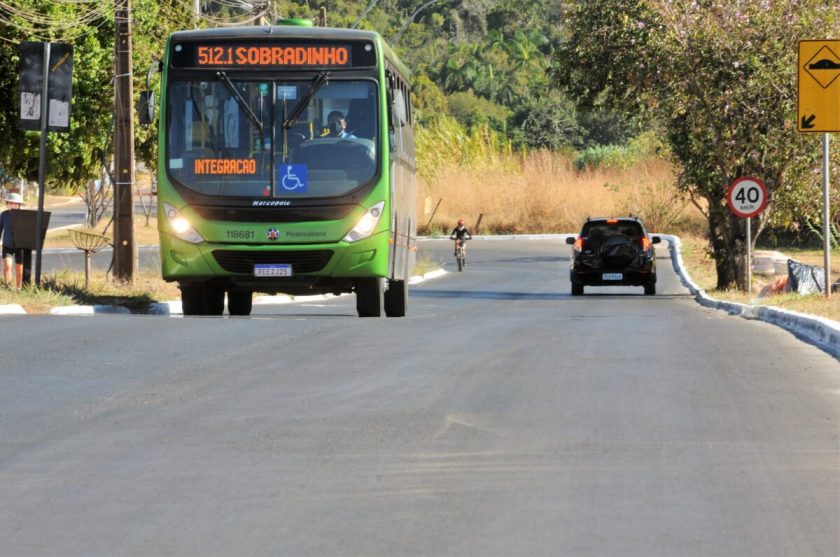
(1, 239, 838, 556)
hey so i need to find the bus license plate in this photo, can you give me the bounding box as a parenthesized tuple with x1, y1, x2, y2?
(602, 273, 623, 281)
(254, 264, 292, 277)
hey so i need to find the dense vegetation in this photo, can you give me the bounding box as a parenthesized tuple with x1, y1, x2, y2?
(0, 0, 838, 288)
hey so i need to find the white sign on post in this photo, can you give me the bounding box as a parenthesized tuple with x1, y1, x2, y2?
(727, 177, 768, 219)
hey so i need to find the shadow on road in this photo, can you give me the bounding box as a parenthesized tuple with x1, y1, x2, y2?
(489, 256, 568, 264)
(413, 289, 569, 301)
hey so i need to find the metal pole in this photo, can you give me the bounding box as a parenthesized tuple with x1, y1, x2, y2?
(84, 250, 91, 289)
(823, 132, 831, 297)
(34, 42, 50, 288)
(746, 216, 751, 295)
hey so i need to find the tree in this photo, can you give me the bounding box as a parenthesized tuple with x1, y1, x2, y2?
(0, 1, 114, 192)
(558, 0, 840, 290)
(446, 90, 510, 131)
(411, 74, 448, 124)
(132, 0, 196, 172)
(513, 91, 579, 151)
(0, 0, 193, 193)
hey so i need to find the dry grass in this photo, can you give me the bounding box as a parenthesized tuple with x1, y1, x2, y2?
(0, 271, 180, 314)
(418, 150, 706, 235)
(678, 233, 840, 322)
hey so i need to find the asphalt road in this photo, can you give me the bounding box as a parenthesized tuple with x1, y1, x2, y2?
(1, 239, 838, 556)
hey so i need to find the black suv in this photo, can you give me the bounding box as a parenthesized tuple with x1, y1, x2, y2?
(566, 217, 661, 295)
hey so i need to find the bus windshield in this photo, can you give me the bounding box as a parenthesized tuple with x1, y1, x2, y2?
(166, 78, 379, 198)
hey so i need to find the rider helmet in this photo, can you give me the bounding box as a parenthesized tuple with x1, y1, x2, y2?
(457, 219, 465, 225)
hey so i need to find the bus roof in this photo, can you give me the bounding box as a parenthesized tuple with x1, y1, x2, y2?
(170, 25, 378, 42)
(168, 25, 410, 80)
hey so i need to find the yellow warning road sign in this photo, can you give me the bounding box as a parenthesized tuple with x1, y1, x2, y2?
(798, 40, 840, 133)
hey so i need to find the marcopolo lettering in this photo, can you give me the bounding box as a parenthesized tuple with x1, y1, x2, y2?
(252, 200, 291, 207)
(194, 159, 257, 175)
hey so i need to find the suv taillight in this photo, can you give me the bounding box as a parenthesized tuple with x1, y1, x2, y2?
(641, 237, 652, 251)
(574, 238, 584, 252)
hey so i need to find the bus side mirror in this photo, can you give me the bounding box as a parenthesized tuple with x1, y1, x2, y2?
(138, 60, 161, 127)
(138, 90, 155, 126)
(565, 236, 576, 245)
(651, 236, 661, 244)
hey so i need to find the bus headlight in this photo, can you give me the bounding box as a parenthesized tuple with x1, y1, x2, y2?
(344, 201, 385, 243)
(163, 202, 204, 244)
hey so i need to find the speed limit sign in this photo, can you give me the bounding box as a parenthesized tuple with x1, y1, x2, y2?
(727, 177, 768, 218)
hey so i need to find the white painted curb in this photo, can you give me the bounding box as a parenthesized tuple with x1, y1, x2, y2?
(663, 234, 840, 359)
(410, 268, 448, 284)
(0, 304, 26, 315)
(50, 305, 132, 315)
(148, 301, 181, 315)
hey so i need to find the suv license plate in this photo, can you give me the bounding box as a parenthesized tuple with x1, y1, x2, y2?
(602, 272, 623, 281)
(254, 264, 292, 277)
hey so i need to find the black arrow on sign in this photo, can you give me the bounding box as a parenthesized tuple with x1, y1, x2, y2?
(801, 114, 816, 129)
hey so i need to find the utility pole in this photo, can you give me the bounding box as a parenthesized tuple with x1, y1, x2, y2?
(114, 0, 136, 281)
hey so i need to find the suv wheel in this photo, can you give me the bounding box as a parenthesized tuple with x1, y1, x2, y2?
(571, 282, 584, 296)
(644, 280, 656, 296)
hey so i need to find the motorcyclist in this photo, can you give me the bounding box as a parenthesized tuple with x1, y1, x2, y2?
(449, 219, 472, 258)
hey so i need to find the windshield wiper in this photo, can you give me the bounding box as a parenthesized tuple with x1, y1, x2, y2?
(282, 71, 330, 131)
(216, 71, 263, 133)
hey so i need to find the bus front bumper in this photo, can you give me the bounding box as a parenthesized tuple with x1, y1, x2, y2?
(160, 231, 390, 294)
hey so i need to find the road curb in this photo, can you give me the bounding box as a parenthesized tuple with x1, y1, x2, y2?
(49, 305, 132, 315)
(0, 304, 26, 315)
(664, 234, 840, 359)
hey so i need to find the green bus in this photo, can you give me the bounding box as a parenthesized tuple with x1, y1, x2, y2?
(150, 20, 416, 317)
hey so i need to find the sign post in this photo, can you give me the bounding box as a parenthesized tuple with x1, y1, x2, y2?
(727, 177, 768, 295)
(798, 39, 838, 297)
(35, 42, 49, 288)
(18, 41, 73, 287)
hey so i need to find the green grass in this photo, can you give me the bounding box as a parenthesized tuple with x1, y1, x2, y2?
(0, 281, 75, 313)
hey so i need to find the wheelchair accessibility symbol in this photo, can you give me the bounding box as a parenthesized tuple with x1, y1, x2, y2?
(279, 164, 308, 192)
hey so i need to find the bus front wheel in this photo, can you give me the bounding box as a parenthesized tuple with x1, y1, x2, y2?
(355, 277, 384, 317)
(181, 283, 207, 315)
(384, 279, 407, 317)
(206, 283, 225, 315)
(181, 282, 225, 316)
(227, 288, 253, 316)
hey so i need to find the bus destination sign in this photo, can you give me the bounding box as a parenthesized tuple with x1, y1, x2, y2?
(197, 45, 349, 67)
(171, 41, 374, 69)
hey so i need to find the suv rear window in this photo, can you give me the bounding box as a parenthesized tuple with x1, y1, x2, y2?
(581, 220, 644, 240)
